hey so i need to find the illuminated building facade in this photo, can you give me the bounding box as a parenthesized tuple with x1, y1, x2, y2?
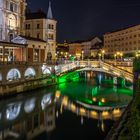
(69, 42, 82, 59)
(69, 37, 102, 59)
(0, 0, 26, 41)
(25, 2, 57, 60)
(104, 24, 140, 56)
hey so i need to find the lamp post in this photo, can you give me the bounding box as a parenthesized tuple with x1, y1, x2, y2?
(98, 53, 101, 61)
(120, 53, 123, 61)
(114, 54, 117, 65)
(116, 52, 120, 60)
(102, 50, 105, 61)
(136, 51, 140, 58)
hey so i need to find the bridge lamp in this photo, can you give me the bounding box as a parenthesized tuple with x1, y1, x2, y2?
(92, 97, 97, 102)
(136, 54, 139, 58)
(98, 53, 101, 60)
(101, 98, 105, 103)
(135, 52, 140, 58)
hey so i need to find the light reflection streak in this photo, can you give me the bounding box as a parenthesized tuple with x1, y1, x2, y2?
(24, 98, 36, 113)
(6, 102, 22, 121)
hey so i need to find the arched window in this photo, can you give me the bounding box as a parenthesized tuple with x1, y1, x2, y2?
(24, 68, 36, 78)
(8, 14, 16, 30)
(7, 69, 21, 81)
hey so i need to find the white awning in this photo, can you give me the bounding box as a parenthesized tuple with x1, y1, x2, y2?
(11, 36, 27, 45)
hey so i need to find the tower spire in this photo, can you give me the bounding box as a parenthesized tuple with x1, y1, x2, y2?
(47, 1, 53, 19)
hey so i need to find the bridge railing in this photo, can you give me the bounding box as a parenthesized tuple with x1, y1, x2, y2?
(104, 60, 133, 67)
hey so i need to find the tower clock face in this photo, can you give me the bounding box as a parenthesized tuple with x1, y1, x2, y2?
(8, 14, 16, 30)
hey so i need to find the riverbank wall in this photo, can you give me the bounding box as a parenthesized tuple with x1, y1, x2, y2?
(0, 76, 57, 97)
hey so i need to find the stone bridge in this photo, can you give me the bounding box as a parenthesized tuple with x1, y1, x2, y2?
(0, 60, 133, 85)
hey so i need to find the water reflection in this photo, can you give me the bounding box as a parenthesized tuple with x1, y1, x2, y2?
(0, 71, 133, 140)
(41, 93, 52, 110)
(6, 102, 22, 121)
(24, 98, 36, 113)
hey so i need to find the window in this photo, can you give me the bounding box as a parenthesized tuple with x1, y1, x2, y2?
(26, 24, 30, 29)
(6, 1, 9, 9)
(10, 3, 14, 11)
(34, 49, 39, 62)
(48, 34, 54, 40)
(25, 24, 28, 29)
(37, 33, 40, 39)
(28, 33, 30, 37)
(10, 2, 17, 12)
(48, 24, 54, 30)
(134, 35, 137, 38)
(37, 24, 40, 29)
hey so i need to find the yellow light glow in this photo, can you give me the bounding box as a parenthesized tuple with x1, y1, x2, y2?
(62, 96, 68, 106)
(102, 50, 105, 54)
(92, 97, 97, 102)
(113, 109, 121, 115)
(113, 71, 120, 76)
(71, 103, 76, 111)
(91, 111, 97, 117)
(102, 111, 109, 117)
(120, 53, 123, 56)
(80, 108, 85, 114)
(103, 67, 109, 71)
(55, 91, 61, 99)
(101, 98, 105, 103)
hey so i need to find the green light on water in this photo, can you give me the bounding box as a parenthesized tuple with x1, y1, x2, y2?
(92, 87, 98, 96)
(121, 78, 125, 88)
(98, 101, 103, 106)
(57, 71, 79, 84)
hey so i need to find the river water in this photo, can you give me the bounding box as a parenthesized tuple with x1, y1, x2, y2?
(0, 71, 133, 140)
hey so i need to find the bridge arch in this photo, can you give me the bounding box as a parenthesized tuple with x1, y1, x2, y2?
(7, 68, 21, 81)
(24, 67, 36, 78)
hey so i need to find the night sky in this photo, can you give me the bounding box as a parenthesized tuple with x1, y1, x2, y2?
(27, 0, 140, 43)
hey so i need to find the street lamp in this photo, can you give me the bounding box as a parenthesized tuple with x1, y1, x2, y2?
(98, 53, 101, 61)
(136, 51, 140, 58)
(116, 52, 120, 59)
(102, 50, 105, 61)
(114, 54, 117, 66)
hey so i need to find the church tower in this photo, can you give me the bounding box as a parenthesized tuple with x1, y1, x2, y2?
(46, 1, 57, 60)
